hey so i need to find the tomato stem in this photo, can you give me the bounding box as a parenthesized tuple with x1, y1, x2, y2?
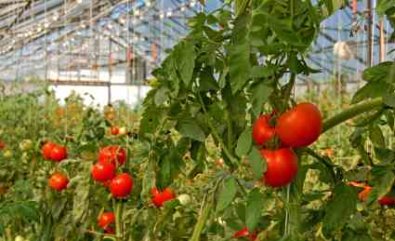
(322, 97, 383, 133)
(115, 201, 123, 240)
(189, 193, 213, 241)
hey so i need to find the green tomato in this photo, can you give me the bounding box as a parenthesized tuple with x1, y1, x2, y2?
(19, 139, 33, 151)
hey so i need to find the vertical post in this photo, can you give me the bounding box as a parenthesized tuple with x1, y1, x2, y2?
(108, 40, 112, 104)
(366, 0, 373, 67)
(379, 18, 385, 62)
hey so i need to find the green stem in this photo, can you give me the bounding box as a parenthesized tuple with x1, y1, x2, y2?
(189, 194, 213, 241)
(322, 97, 383, 133)
(197, 93, 239, 166)
(115, 201, 123, 240)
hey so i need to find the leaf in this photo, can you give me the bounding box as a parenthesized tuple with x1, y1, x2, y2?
(235, 127, 252, 157)
(351, 82, 391, 104)
(246, 188, 264, 232)
(154, 86, 169, 106)
(383, 93, 395, 108)
(250, 65, 275, 78)
(228, 40, 251, 93)
(174, 41, 196, 86)
(216, 176, 238, 212)
(322, 184, 357, 237)
(176, 119, 206, 142)
(248, 147, 266, 179)
(367, 166, 395, 205)
(251, 81, 273, 116)
(369, 125, 385, 147)
(362, 61, 395, 83)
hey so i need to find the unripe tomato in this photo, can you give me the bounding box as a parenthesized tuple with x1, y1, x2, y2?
(49, 173, 69, 191)
(110, 126, 119, 135)
(252, 114, 275, 146)
(19, 139, 33, 151)
(91, 162, 116, 182)
(276, 103, 322, 148)
(50, 145, 68, 162)
(110, 173, 133, 198)
(118, 127, 127, 135)
(42, 142, 56, 160)
(233, 227, 257, 240)
(177, 194, 191, 205)
(98, 146, 126, 166)
(260, 148, 298, 187)
(98, 212, 115, 229)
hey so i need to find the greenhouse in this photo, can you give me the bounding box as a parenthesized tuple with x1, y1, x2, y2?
(0, 0, 395, 240)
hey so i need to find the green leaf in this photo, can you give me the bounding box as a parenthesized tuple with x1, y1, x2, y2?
(235, 127, 252, 157)
(248, 147, 266, 179)
(251, 81, 273, 116)
(250, 65, 275, 78)
(154, 86, 169, 106)
(322, 184, 357, 237)
(367, 166, 395, 205)
(362, 61, 395, 83)
(369, 125, 385, 147)
(351, 82, 391, 104)
(176, 119, 206, 142)
(216, 176, 238, 212)
(228, 40, 251, 93)
(246, 188, 264, 232)
(383, 93, 395, 108)
(174, 41, 196, 86)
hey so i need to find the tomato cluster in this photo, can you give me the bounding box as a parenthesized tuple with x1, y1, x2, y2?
(41, 141, 68, 162)
(252, 103, 322, 187)
(41, 141, 69, 191)
(91, 145, 133, 199)
(151, 187, 176, 207)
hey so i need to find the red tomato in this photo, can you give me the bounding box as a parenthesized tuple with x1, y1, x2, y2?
(233, 227, 257, 240)
(0, 140, 5, 150)
(91, 162, 116, 182)
(252, 114, 276, 146)
(110, 126, 119, 135)
(98, 212, 115, 229)
(49, 173, 69, 191)
(276, 103, 322, 148)
(98, 146, 126, 166)
(378, 196, 395, 206)
(110, 173, 133, 198)
(42, 142, 56, 160)
(151, 187, 160, 196)
(104, 226, 115, 234)
(260, 148, 298, 187)
(50, 145, 68, 162)
(151, 187, 176, 207)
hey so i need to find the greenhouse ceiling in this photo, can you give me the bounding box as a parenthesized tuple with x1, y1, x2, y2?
(0, 0, 224, 81)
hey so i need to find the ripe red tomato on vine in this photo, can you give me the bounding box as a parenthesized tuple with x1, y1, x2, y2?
(110, 126, 119, 135)
(110, 173, 133, 198)
(276, 102, 322, 148)
(41, 142, 67, 162)
(260, 148, 298, 187)
(233, 227, 257, 240)
(151, 187, 176, 207)
(49, 173, 69, 191)
(98, 145, 126, 166)
(252, 114, 276, 146)
(91, 162, 116, 182)
(0, 140, 5, 150)
(98, 211, 115, 230)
